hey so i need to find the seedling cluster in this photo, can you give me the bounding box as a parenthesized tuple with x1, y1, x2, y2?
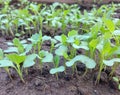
(0, 0, 120, 88)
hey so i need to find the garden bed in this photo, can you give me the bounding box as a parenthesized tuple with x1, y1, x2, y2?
(0, 1, 120, 95)
(0, 37, 120, 95)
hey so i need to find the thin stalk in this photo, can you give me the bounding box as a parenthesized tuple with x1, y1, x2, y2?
(15, 65, 25, 83)
(50, 42, 54, 53)
(56, 73, 58, 80)
(82, 68, 88, 77)
(96, 53, 104, 84)
(4, 67, 12, 80)
(110, 63, 119, 76)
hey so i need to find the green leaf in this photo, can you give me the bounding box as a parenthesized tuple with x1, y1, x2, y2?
(55, 45, 67, 56)
(67, 36, 74, 43)
(50, 66, 65, 74)
(39, 50, 53, 63)
(0, 60, 14, 67)
(103, 58, 120, 66)
(54, 36, 62, 42)
(66, 55, 96, 69)
(113, 30, 120, 36)
(61, 34, 67, 44)
(23, 54, 37, 68)
(6, 54, 26, 64)
(42, 36, 51, 41)
(103, 19, 115, 32)
(73, 44, 89, 50)
(28, 33, 42, 44)
(54, 55, 60, 67)
(91, 22, 102, 38)
(73, 41, 89, 50)
(68, 30, 78, 37)
(4, 47, 18, 53)
(13, 38, 24, 53)
(89, 39, 99, 49)
(22, 44, 33, 55)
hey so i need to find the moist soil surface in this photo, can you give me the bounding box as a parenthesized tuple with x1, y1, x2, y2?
(0, 37, 120, 95)
(0, 5, 120, 95)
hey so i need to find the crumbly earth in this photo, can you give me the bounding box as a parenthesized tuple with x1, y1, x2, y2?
(0, 37, 120, 95)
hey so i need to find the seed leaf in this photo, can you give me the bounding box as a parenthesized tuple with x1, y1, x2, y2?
(23, 54, 37, 68)
(68, 30, 78, 37)
(103, 58, 120, 66)
(0, 60, 14, 67)
(55, 45, 67, 56)
(50, 66, 65, 74)
(4, 47, 18, 53)
(6, 54, 26, 65)
(66, 55, 96, 69)
(113, 30, 120, 36)
(39, 50, 53, 63)
(103, 19, 115, 32)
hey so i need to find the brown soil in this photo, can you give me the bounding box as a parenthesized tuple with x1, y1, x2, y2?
(0, 37, 120, 95)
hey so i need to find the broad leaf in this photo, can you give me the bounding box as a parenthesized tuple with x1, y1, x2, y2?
(0, 60, 14, 67)
(68, 30, 78, 37)
(6, 54, 26, 64)
(50, 66, 65, 74)
(39, 50, 53, 63)
(103, 58, 120, 66)
(113, 30, 120, 36)
(23, 54, 37, 68)
(103, 19, 115, 32)
(4, 47, 18, 53)
(66, 55, 96, 69)
(55, 45, 67, 56)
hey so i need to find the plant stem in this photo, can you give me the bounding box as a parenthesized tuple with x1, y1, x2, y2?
(96, 54, 104, 84)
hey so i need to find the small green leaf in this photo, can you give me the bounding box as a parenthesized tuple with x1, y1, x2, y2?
(54, 55, 60, 67)
(61, 34, 67, 44)
(54, 36, 62, 42)
(50, 66, 65, 74)
(29, 33, 42, 44)
(89, 39, 99, 49)
(42, 36, 51, 41)
(68, 30, 78, 37)
(4, 47, 18, 53)
(103, 58, 120, 66)
(39, 50, 53, 63)
(55, 45, 67, 56)
(0, 60, 14, 67)
(113, 30, 120, 36)
(66, 55, 96, 69)
(67, 36, 74, 43)
(103, 19, 115, 32)
(73, 41, 89, 50)
(6, 54, 26, 65)
(13, 38, 24, 53)
(23, 54, 37, 68)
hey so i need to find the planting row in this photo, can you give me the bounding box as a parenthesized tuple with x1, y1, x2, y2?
(0, 0, 119, 37)
(0, 0, 120, 90)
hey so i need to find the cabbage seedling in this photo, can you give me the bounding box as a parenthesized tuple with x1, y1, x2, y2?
(0, 48, 12, 80)
(3, 53, 37, 83)
(50, 55, 65, 80)
(38, 50, 53, 72)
